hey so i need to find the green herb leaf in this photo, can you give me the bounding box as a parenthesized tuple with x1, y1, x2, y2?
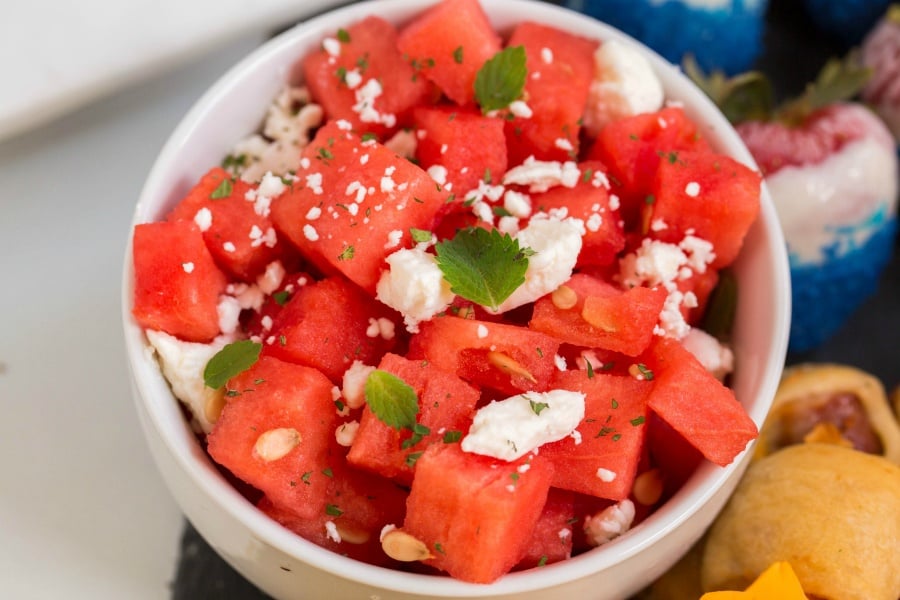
(203, 340, 261, 389)
(442, 430, 462, 443)
(210, 177, 233, 199)
(364, 370, 419, 431)
(630, 416, 646, 427)
(410, 227, 432, 243)
(434, 227, 531, 311)
(474, 46, 527, 113)
(453, 45, 464, 64)
(529, 399, 549, 415)
(336, 28, 351, 43)
(325, 503, 343, 517)
(272, 290, 291, 306)
(338, 245, 354, 261)
(405, 451, 424, 468)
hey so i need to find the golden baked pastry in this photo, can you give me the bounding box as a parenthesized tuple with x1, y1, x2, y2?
(755, 363, 900, 464)
(700, 443, 900, 600)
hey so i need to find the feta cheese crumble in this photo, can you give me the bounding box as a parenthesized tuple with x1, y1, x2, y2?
(583, 39, 664, 137)
(584, 499, 636, 546)
(376, 246, 455, 332)
(461, 390, 586, 461)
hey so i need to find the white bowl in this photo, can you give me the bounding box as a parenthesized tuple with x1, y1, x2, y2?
(121, 1, 791, 598)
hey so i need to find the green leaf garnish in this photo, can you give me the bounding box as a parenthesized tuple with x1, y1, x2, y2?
(410, 227, 432, 243)
(210, 177, 233, 199)
(325, 503, 343, 517)
(203, 340, 261, 389)
(272, 290, 291, 306)
(364, 370, 419, 431)
(529, 399, 549, 415)
(338, 245, 354, 261)
(336, 28, 351, 43)
(474, 46, 527, 113)
(442, 430, 462, 443)
(453, 45, 464, 64)
(434, 227, 531, 311)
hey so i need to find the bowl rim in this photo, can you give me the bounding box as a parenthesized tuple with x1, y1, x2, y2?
(121, 0, 791, 595)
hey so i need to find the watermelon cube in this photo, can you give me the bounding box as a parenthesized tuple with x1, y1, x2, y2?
(347, 353, 480, 484)
(413, 105, 508, 199)
(301, 16, 435, 138)
(166, 167, 286, 281)
(530, 161, 625, 267)
(402, 444, 554, 583)
(258, 450, 408, 567)
(132, 219, 227, 343)
(504, 22, 598, 165)
(270, 121, 450, 293)
(645, 150, 761, 268)
(529, 273, 667, 356)
(540, 370, 652, 500)
(263, 275, 400, 383)
(642, 337, 758, 466)
(586, 106, 711, 230)
(515, 488, 576, 570)
(397, 0, 502, 106)
(407, 315, 562, 395)
(206, 356, 338, 519)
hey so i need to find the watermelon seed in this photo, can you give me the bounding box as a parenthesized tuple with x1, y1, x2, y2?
(632, 468, 664, 506)
(253, 428, 302, 462)
(204, 391, 227, 424)
(487, 351, 536, 383)
(381, 529, 434, 562)
(335, 523, 371, 545)
(551, 285, 577, 310)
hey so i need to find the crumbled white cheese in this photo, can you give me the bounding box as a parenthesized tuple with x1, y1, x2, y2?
(144, 329, 233, 433)
(217, 295, 242, 335)
(503, 189, 532, 219)
(583, 39, 664, 137)
(681, 328, 734, 380)
(461, 390, 586, 461)
(376, 246, 455, 332)
(685, 181, 701, 197)
(342, 360, 375, 409)
(256, 260, 286, 295)
(503, 157, 581, 193)
(324, 520, 341, 543)
(491, 215, 583, 313)
(335, 420, 360, 447)
(193, 207, 212, 232)
(584, 499, 636, 546)
(596, 468, 617, 482)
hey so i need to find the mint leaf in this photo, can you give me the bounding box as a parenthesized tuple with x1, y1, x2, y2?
(364, 370, 419, 430)
(435, 227, 531, 311)
(474, 46, 527, 113)
(204, 340, 261, 389)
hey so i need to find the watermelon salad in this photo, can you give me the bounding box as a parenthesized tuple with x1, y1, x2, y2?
(131, 0, 762, 584)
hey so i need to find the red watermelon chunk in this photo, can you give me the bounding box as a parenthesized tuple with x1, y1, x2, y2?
(206, 356, 337, 519)
(301, 16, 435, 138)
(407, 315, 562, 395)
(529, 273, 667, 356)
(270, 121, 449, 293)
(412, 105, 507, 199)
(258, 447, 409, 567)
(166, 167, 285, 281)
(540, 370, 652, 500)
(504, 22, 598, 165)
(515, 488, 576, 570)
(397, 0, 501, 106)
(586, 106, 710, 229)
(132, 220, 227, 343)
(530, 160, 625, 267)
(401, 444, 554, 583)
(347, 353, 480, 484)
(263, 275, 400, 383)
(645, 150, 761, 268)
(642, 337, 758, 466)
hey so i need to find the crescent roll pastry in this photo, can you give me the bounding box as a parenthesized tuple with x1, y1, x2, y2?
(700, 443, 900, 600)
(755, 363, 900, 464)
